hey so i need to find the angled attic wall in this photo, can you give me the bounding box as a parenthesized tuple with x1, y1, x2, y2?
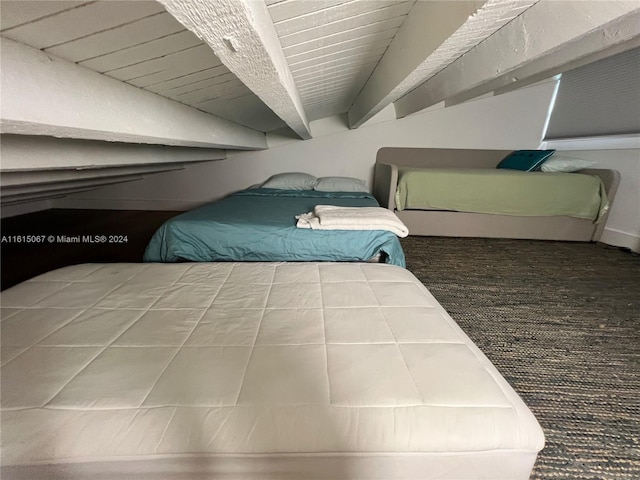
(58, 79, 560, 210)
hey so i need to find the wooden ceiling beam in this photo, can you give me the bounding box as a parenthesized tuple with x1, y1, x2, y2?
(348, 0, 539, 128)
(159, 0, 312, 139)
(395, 1, 640, 117)
(0, 38, 267, 150)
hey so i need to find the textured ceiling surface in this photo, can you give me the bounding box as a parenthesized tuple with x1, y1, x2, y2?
(0, 0, 285, 132)
(1, 0, 414, 130)
(266, 0, 413, 121)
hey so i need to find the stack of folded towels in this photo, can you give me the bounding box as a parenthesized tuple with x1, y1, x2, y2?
(296, 205, 409, 237)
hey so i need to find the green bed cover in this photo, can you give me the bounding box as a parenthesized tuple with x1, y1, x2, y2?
(395, 168, 608, 221)
(144, 188, 405, 267)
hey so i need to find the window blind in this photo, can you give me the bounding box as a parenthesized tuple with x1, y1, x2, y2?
(544, 47, 640, 140)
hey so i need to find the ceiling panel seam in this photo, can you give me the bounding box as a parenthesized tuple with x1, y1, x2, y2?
(0, 1, 93, 32)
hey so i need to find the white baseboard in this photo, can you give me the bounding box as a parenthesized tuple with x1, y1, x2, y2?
(600, 227, 640, 253)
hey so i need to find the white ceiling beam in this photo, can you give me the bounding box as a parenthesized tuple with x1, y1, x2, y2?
(158, 0, 312, 140)
(0, 38, 267, 150)
(395, 1, 640, 118)
(1, 186, 119, 206)
(1, 164, 185, 188)
(0, 135, 226, 172)
(2, 175, 147, 199)
(348, 0, 541, 129)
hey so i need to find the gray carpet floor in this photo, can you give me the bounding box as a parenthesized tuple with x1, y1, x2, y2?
(400, 237, 640, 480)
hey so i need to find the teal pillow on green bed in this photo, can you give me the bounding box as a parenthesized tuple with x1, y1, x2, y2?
(496, 150, 555, 171)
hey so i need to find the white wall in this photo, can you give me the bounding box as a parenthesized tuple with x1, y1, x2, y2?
(57, 79, 556, 209)
(55, 78, 640, 252)
(561, 149, 639, 252)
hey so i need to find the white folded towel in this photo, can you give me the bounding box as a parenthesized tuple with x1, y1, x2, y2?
(296, 205, 409, 237)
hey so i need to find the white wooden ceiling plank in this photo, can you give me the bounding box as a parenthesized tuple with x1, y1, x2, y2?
(164, 72, 237, 97)
(307, 99, 347, 108)
(274, 0, 407, 37)
(1, 1, 165, 50)
(302, 81, 364, 97)
(293, 59, 378, 82)
(282, 16, 404, 56)
(291, 50, 385, 75)
(304, 93, 350, 105)
(177, 80, 248, 104)
(303, 96, 351, 108)
(296, 68, 375, 91)
(0, 1, 89, 31)
(217, 91, 256, 103)
(301, 90, 356, 105)
(265, 0, 286, 5)
(286, 31, 396, 64)
(191, 82, 251, 102)
(289, 42, 390, 70)
(300, 93, 348, 104)
(301, 92, 354, 106)
(1, 164, 186, 188)
(43, 12, 186, 63)
(395, 2, 640, 118)
(278, 1, 412, 48)
(130, 64, 225, 89)
(196, 94, 287, 132)
(299, 78, 369, 97)
(302, 87, 356, 100)
(79, 30, 202, 73)
(210, 85, 255, 102)
(304, 104, 349, 115)
(105, 44, 220, 82)
(1, 38, 267, 150)
(268, 0, 351, 23)
(159, 0, 311, 139)
(145, 66, 230, 94)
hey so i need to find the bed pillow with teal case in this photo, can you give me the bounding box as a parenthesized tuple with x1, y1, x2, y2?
(496, 150, 556, 171)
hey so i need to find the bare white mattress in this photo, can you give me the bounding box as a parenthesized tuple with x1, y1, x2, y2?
(0, 262, 544, 479)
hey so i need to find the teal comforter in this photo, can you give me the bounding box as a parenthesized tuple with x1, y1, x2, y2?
(143, 189, 406, 267)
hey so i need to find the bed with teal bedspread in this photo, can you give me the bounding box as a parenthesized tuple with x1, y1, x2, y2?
(144, 188, 406, 267)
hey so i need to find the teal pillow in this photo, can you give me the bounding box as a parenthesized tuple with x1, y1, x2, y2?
(496, 150, 555, 171)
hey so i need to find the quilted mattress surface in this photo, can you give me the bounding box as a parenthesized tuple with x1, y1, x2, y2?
(0, 262, 544, 478)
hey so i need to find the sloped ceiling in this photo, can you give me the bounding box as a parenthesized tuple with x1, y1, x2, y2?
(1, 0, 639, 208)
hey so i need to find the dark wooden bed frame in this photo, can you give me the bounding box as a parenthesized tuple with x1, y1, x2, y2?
(373, 147, 620, 242)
